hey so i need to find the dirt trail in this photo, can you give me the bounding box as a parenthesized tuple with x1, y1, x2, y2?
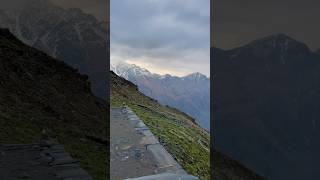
(110, 107, 198, 180)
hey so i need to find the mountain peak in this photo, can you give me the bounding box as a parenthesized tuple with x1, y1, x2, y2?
(266, 33, 293, 40)
(111, 61, 153, 78)
(116, 62, 149, 73)
(184, 72, 208, 80)
(250, 33, 302, 46)
(230, 33, 311, 57)
(161, 74, 173, 78)
(247, 33, 309, 49)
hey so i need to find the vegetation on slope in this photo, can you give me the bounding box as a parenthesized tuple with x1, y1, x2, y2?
(0, 29, 108, 180)
(110, 71, 210, 179)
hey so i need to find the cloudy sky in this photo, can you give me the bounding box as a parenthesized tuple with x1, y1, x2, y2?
(0, 0, 108, 22)
(111, 0, 210, 77)
(52, 0, 108, 21)
(213, 0, 320, 50)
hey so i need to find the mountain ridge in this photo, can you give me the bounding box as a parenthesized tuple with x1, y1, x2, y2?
(110, 70, 265, 180)
(213, 33, 320, 180)
(219, 33, 313, 53)
(0, 0, 108, 99)
(111, 62, 210, 130)
(111, 61, 209, 79)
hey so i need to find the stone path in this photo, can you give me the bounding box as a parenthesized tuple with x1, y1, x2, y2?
(110, 107, 198, 180)
(0, 143, 92, 180)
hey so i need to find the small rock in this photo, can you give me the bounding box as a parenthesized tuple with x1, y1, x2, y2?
(121, 156, 129, 161)
(120, 145, 131, 150)
(131, 149, 142, 159)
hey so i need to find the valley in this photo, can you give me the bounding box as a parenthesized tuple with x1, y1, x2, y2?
(111, 62, 210, 130)
(110, 71, 210, 179)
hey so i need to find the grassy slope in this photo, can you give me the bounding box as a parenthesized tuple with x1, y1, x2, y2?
(0, 29, 108, 180)
(110, 71, 210, 179)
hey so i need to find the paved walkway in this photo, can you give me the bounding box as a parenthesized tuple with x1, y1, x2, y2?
(0, 143, 92, 180)
(110, 107, 198, 180)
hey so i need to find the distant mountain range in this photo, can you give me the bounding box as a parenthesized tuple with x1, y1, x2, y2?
(111, 62, 210, 130)
(213, 33, 320, 180)
(0, 0, 108, 99)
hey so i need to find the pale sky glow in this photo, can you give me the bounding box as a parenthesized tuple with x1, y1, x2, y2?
(111, 0, 210, 77)
(126, 60, 186, 77)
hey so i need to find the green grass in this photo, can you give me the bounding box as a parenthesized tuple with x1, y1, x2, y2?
(131, 105, 210, 179)
(0, 96, 108, 180)
(0, 116, 107, 180)
(0, 31, 108, 180)
(111, 92, 210, 179)
(59, 132, 107, 180)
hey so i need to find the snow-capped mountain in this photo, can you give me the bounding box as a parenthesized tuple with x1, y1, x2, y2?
(111, 62, 153, 79)
(111, 62, 210, 130)
(0, 0, 108, 99)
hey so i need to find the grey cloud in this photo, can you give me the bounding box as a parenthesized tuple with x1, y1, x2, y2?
(0, 0, 108, 21)
(213, 0, 320, 50)
(111, 0, 210, 76)
(112, 0, 209, 49)
(0, 0, 29, 10)
(52, 0, 108, 21)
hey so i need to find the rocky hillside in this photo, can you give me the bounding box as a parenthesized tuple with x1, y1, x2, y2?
(0, 0, 108, 99)
(111, 62, 210, 130)
(111, 71, 264, 180)
(0, 29, 108, 180)
(213, 34, 320, 179)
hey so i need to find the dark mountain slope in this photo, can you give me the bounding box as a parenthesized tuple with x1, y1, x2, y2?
(316, 49, 320, 57)
(0, 0, 108, 99)
(0, 29, 108, 180)
(213, 34, 320, 180)
(214, 150, 265, 180)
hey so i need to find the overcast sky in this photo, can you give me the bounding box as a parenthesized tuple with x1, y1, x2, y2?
(213, 0, 320, 50)
(111, 0, 210, 77)
(0, 0, 108, 21)
(52, 0, 108, 21)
